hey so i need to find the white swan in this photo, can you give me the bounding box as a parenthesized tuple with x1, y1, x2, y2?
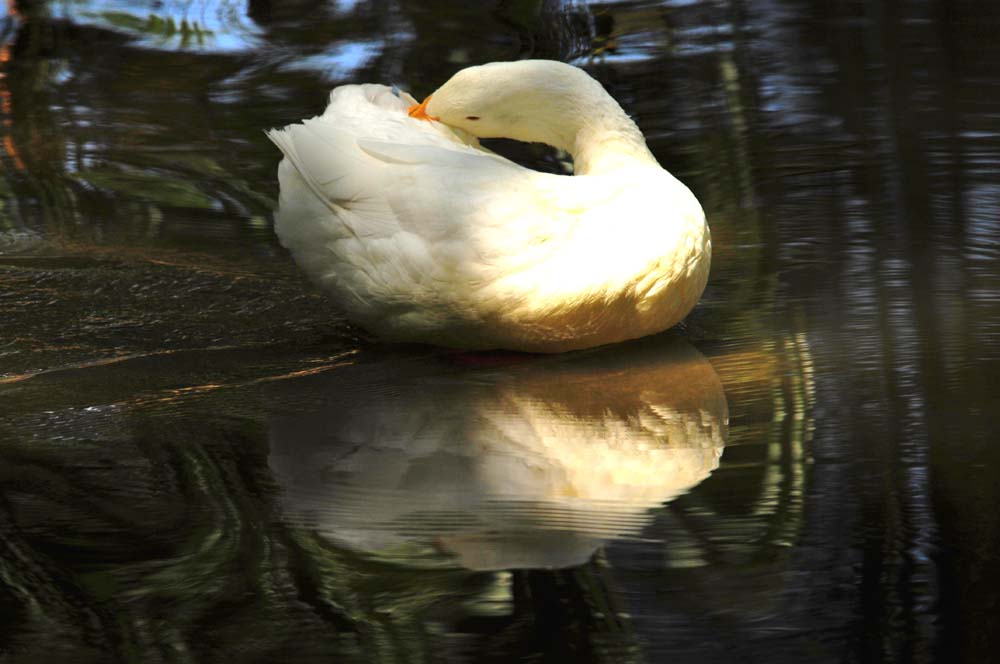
(268, 60, 710, 352)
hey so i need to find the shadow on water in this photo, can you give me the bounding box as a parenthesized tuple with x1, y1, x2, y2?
(2, 0, 1000, 662)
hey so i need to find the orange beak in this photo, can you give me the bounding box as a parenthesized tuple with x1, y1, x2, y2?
(407, 95, 439, 121)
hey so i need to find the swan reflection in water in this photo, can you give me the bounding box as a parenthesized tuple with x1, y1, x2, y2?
(268, 335, 728, 570)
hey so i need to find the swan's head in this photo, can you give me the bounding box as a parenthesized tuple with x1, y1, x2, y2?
(412, 60, 611, 151)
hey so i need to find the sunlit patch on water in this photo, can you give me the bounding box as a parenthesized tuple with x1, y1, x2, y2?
(50, 0, 263, 52)
(279, 40, 388, 81)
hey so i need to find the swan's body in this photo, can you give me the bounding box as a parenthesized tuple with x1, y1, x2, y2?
(268, 60, 709, 352)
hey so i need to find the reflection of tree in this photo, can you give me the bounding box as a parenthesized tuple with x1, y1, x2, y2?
(718, 1, 1000, 661)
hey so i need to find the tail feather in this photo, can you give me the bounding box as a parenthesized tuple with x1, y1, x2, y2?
(267, 119, 400, 240)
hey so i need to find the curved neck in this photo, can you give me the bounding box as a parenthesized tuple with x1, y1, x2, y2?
(549, 103, 659, 176)
(571, 121, 659, 175)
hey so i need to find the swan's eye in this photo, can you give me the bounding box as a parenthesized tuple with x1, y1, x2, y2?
(466, 116, 480, 121)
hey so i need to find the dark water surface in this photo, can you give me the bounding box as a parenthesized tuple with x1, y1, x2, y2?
(2, 1, 999, 662)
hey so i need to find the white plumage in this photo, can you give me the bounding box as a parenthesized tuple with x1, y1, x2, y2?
(268, 61, 710, 352)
